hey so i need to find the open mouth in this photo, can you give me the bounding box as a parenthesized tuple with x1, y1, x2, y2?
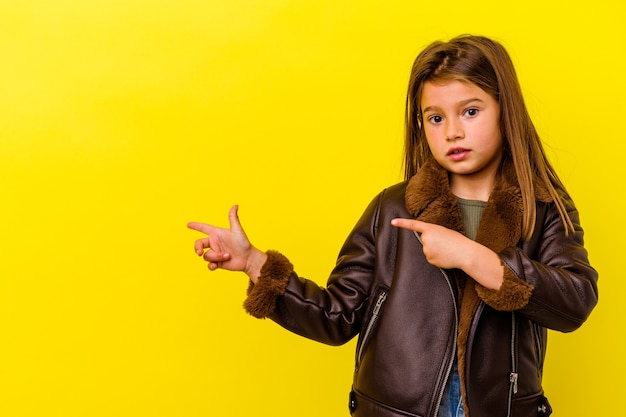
(447, 147, 470, 160)
(447, 147, 469, 156)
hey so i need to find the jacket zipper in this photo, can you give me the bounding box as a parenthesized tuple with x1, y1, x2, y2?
(356, 289, 387, 367)
(532, 322, 544, 372)
(432, 267, 458, 417)
(506, 312, 518, 417)
(414, 231, 459, 417)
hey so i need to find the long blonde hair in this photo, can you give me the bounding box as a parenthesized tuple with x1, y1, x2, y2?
(404, 35, 573, 240)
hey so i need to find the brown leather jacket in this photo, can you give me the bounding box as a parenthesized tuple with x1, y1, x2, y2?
(244, 159, 598, 417)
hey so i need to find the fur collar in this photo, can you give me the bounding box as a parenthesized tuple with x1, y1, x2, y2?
(404, 157, 550, 253)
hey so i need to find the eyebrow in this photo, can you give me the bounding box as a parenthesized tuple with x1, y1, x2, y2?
(422, 97, 484, 114)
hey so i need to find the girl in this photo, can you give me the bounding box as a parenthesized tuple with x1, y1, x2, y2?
(188, 35, 598, 417)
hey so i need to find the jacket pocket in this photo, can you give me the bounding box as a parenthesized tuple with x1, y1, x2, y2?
(511, 392, 552, 416)
(355, 287, 388, 369)
(349, 388, 423, 417)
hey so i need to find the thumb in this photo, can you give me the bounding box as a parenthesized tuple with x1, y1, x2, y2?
(228, 205, 245, 234)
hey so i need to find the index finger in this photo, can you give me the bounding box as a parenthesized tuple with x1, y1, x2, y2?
(391, 218, 427, 232)
(187, 222, 214, 235)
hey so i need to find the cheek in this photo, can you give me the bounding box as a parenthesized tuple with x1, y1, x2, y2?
(486, 130, 504, 157)
(423, 127, 439, 147)
(491, 125, 504, 148)
(423, 130, 446, 162)
(480, 120, 502, 148)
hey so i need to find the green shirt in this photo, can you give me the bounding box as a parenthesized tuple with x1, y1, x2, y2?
(456, 197, 486, 241)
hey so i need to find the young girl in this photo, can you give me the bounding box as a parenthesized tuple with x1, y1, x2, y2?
(188, 35, 598, 417)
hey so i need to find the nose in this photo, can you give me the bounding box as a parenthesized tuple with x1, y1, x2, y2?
(446, 118, 464, 141)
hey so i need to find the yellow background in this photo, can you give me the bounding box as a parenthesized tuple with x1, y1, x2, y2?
(1, 1, 623, 415)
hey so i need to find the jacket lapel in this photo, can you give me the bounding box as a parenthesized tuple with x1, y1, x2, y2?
(404, 157, 524, 252)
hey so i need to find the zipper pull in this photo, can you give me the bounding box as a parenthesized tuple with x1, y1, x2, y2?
(372, 291, 387, 316)
(509, 372, 518, 394)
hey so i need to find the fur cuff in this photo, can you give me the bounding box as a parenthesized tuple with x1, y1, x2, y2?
(475, 264, 534, 311)
(243, 250, 294, 318)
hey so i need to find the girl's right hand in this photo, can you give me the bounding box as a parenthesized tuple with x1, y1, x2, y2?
(187, 205, 267, 283)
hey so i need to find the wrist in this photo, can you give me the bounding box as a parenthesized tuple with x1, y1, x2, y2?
(463, 242, 504, 290)
(245, 248, 268, 284)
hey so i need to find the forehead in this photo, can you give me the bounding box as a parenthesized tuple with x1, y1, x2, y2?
(420, 80, 492, 109)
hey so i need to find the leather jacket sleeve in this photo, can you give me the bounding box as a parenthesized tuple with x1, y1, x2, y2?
(478, 195, 599, 332)
(244, 191, 385, 345)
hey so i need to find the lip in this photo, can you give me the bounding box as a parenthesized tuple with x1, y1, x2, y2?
(447, 147, 470, 161)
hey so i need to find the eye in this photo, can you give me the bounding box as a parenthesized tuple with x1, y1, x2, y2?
(464, 108, 479, 117)
(427, 115, 443, 124)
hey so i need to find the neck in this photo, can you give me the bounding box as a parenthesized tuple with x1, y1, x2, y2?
(450, 173, 496, 201)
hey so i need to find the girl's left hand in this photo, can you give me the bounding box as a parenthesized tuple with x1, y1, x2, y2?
(391, 218, 471, 270)
(390, 218, 504, 290)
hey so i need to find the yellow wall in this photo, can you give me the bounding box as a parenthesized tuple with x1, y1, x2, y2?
(1, 1, 623, 415)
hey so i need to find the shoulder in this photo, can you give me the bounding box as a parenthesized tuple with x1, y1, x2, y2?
(380, 181, 408, 201)
(353, 181, 410, 232)
(530, 190, 583, 251)
(536, 189, 578, 222)
(372, 181, 409, 214)
(370, 181, 412, 223)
